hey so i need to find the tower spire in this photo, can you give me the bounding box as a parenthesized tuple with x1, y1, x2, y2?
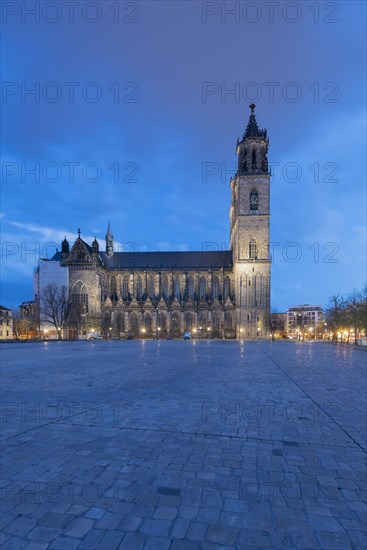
(105, 221, 114, 257)
(243, 103, 267, 140)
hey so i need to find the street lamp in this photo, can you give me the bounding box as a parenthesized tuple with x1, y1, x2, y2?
(157, 326, 161, 340)
(207, 326, 211, 339)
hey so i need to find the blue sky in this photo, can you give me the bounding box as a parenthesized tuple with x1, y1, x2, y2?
(1, 0, 366, 310)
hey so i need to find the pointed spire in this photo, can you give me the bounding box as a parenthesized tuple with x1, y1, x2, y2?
(106, 221, 114, 257)
(243, 104, 267, 140)
(106, 221, 113, 239)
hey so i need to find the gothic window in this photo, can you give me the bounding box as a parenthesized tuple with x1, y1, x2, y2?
(144, 314, 152, 332)
(159, 314, 166, 331)
(224, 277, 231, 300)
(198, 313, 206, 327)
(122, 277, 129, 299)
(211, 276, 219, 301)
(225, 312, 232, 329)
(250, 189, 258, 211)
(130, 313, 139, 332)
(184, 313, 193, 330)
(173, 276, 181, 300)
(147, 276, 155, 299)
(249, 239, 257, 259)
(161, 275, 169, 300)
(136, 276, 143, 300)
(186, 276, 195, 300)
(110, 276, 117, 302)
(212, 315, 220, 330)
(171, 313, 179, 331)
(71, 281, 89, 313)
(199, 277, 206, 300)
(117, 313, 124, 334)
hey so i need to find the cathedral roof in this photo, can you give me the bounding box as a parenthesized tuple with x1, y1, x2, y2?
(99, 250, 233, 270)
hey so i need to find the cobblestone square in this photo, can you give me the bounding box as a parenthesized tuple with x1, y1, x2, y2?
(1, 341, 366, 549)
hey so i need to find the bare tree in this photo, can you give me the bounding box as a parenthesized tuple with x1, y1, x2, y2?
(269, 309, 285, 339)
(325, 293, 347, 341)
(346, 289, 366, 344)
(40, 285, 70, 340)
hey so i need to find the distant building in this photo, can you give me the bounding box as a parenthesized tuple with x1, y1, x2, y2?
(287, 305, 323, 340)
(34, 258, 69, 338)
(0, 306, 13, 340)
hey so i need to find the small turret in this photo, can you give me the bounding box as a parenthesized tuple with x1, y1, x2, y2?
(61, 237, 69, 255)
(92, 237, 99, 254)
(106, 222, 114, 257)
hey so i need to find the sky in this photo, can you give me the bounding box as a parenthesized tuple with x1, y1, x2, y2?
(1, 0, 366, 311)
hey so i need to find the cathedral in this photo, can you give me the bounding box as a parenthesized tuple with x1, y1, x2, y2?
(50, 105, 271, 339)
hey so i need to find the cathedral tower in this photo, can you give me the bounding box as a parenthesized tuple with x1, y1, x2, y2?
(230, 104, 271, 338)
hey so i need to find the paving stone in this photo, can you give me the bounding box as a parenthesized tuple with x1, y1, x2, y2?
(118, 532, 145, 549)
(117, 514, 142, 531)
(27, 527, 62, 542)
(95, 529, 124, 549)
(49, 537, 80, 549)
(3, 517, 37, 537)
(171, 518, 190, 539)
(153, 506, 178, 520)
(186, 521, 208, 541)
(65, 517, 94, 538)
(78, 529, 105, 549)
(143, 536, 172, 550)
(37, 512, 73, 529)
(206, 524, 239, 545)
(139, 518, 171, 537)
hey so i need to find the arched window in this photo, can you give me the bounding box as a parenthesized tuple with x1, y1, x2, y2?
(117, 313, 124, 334)
(144, 314, 152, 332)
(136, 276, 143, 300)
(171, 313, 180, 331)
(110, 276, 117, 302)
(225, 312, 232, 329)
(249, 240, 257, 259)
(159, 314, 166, 331)
(212, 314, 220, 330)
(122, 277, 129, 299)
(184, 313, 193, 330)
(173, 276, 181, 300)
(72, 281, 89, 313)
(211, 276, 219, 301)
(199, 277, 206, 300)
(250, 189, 258, 211)
(161, 276, 169, 300)
(224, 277, 231, 301)
(147, 276, 155, 299)
(198, 313, 206, 327)
(185, 276, 194, 301)
(130, 313, 139, 332)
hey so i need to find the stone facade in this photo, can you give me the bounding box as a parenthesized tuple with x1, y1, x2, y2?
(50, 106, 271, 339)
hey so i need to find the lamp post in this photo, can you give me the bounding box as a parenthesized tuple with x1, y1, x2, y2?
(207, 326, 211, 339)
(199, 326, 202, 340)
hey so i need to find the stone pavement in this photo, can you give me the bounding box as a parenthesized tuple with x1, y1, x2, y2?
(1, 340, 366, 549)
